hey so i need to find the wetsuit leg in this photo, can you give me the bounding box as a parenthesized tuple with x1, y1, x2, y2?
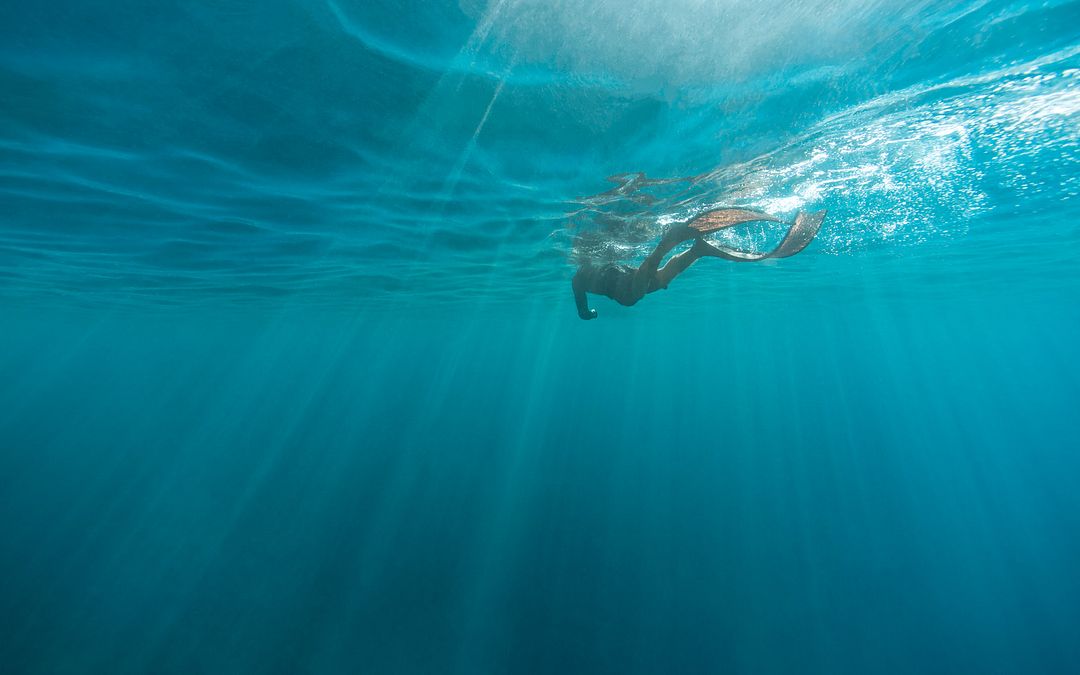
(629, 224, 697, 300)
(654, 242, 706, 289)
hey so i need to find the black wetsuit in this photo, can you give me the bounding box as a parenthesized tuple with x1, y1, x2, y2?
(572, 261, 654, 320)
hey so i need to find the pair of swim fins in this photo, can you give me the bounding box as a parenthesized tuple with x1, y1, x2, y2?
(686, 207, 827, 261)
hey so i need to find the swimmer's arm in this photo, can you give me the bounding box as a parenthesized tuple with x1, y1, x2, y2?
(572, 272, 598, 320)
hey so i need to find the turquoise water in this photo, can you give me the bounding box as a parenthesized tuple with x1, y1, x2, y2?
(2, 1, 1080, 673)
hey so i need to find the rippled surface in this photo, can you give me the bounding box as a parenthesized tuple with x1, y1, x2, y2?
(2, 0, 1078, 310)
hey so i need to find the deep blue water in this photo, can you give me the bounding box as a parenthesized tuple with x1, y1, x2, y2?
(2, 1, 1080, 673)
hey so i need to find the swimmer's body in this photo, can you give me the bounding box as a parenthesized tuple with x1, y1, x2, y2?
(572, 208, 826, 320)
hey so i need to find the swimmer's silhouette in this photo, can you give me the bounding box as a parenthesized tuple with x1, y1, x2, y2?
(572, 208, 826, 320)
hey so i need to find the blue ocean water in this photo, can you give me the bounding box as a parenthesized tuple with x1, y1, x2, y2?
(2, 1, 1080, 673)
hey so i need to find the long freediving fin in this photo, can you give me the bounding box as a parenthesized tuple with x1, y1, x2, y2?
(696, 209, 827, 261)
(686, 208, 782, 234)
(769, 209, 826, 258)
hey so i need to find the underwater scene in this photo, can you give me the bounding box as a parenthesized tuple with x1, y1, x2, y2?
(2, 1, 1080, 673)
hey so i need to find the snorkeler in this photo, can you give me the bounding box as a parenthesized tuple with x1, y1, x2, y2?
(572, 208, 826, 320)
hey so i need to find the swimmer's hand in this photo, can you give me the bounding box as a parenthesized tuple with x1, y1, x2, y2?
(572, 274, 596, 320)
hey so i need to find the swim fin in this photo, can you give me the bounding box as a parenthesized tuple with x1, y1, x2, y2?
(687, 208, 781, 234)
(695, 209, 827, 261)
(770, 209, 826, 258)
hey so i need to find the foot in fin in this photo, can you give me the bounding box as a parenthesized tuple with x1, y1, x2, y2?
(660, 223, 698, 246)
